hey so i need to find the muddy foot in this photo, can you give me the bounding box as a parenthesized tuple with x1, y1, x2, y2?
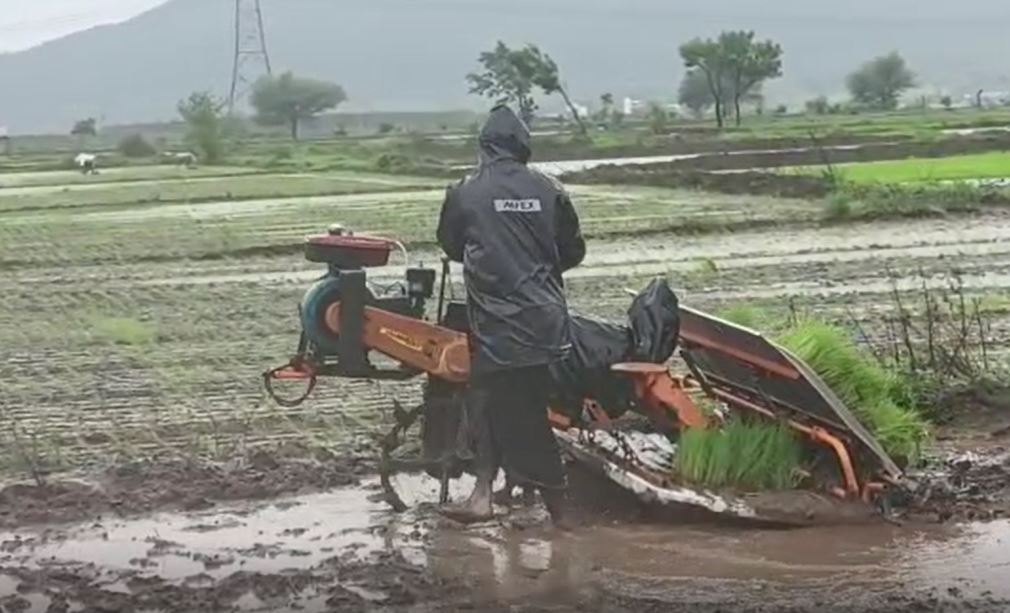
(492, 488, 515, 505)
(440, 501, 493, 524)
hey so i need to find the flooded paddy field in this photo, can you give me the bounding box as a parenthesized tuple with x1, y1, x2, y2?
(3, 165, 1010, 466)
(0, 472, 1008, 612)
(3, 163, 1010, 610)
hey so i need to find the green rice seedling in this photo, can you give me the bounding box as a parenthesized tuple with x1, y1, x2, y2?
(717, 303, 772, 330)
(778, 320, 929, 461)
(89, 316, 157, 346)
(676, 417, 802, 491)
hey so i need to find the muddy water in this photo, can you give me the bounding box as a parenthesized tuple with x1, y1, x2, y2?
(1, 475, 1008, 611)
(527, 144, 877, 175)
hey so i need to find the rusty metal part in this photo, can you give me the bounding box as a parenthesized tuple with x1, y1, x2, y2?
(611, 363, 708, 430)
(709, 387, 861, 497)
(262, 358, 317, 408)
(377, 399, 426, 512)
(325, 303, 470, 383)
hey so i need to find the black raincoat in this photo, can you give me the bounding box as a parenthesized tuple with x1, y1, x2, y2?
(437, 106, 586, 374)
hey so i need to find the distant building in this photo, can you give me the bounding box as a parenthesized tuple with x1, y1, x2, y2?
(623, 97, 646, 116)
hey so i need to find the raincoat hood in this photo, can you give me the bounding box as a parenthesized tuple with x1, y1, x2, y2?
(478, 105, 532, 164)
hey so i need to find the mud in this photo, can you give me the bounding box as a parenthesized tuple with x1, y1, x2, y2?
(625, 133, 1010, 173)
(561, 133, 1010, 198)
(529, 132, 909, 168)
(0, 469, 1009, 613)
(0, 449, 371, 529)
(564, 165, 832, 198)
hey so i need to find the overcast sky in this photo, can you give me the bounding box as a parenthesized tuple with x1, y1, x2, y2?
(0, 0, 167, 52)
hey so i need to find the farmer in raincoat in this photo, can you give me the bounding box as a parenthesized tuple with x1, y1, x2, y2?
(436, 105, 586, 527)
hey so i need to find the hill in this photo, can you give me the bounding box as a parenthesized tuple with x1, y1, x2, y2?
(2, 0, 1010, 133)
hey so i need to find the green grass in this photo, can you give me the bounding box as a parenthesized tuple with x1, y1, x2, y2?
(788, 151, 1010, 185)
(676, 417, 802, 491)
(778, 321, 930, 462)
(716, 304, 776, 330)
(820, 181, 1003, 222)
(89, 316, 158, 346)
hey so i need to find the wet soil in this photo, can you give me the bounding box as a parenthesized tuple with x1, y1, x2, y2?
(561, 133, 1010, 199)
(609, 133, 1010, 174)
(0, 449, 372, 530)
(565, 165, 832, 199)
(0, 466, 1009, 613)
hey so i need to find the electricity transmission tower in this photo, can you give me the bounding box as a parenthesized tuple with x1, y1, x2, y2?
(228, 0, 273, 112)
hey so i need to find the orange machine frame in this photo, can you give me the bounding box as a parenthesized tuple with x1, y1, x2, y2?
(319, 302, 878, 499)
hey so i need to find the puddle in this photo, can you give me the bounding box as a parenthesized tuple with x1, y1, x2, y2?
(0, 476, 457, 582)
(0, 469, 1006, 612)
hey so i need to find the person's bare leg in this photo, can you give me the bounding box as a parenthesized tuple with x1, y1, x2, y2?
(441, 379, 496, 523)
(493, 479, 516, 505)
(541, 488, 574, 531)
(441, 475, 493, 523)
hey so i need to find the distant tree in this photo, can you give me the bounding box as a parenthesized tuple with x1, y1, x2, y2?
(467, 42, 537, 123)
(527, 47, 587, 134)
(939, 95, 953, 110)
(466, 41, 586, 132)
(71, 117, 97, 137)
(678, 69, 715, 118)
(678, 68, 765, 120)
(177, 92, 227, 164)
(774, 104, 788, 115)
(721, 31, 782, 126)
(846, 52, 916, 110)
(251, 72, 347, 140)
(680, 31, 783, 128)
(118, 133, 157, 158)
(647, 103, 669, 134)
(680, 38, 727, 127)
(596, 92, 616, 125)
(806, 96, 831, 115)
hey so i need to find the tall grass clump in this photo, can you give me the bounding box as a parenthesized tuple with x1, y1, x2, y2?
(676, 418, 802, 491)
(778, 320, 929, 462)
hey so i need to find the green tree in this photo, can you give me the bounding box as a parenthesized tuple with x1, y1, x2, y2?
(527, 46, 587, 133)
(647, 103, 669, 134)
(595, 92, 616, 126)
(678, 69, 715, 118)
(678, 69, 765, 120)
(723, 31, 782, 126)
(466, 41, 585, 131)
(118, 133, 157, 158)
(70, 117, 97, 137)
(680, 31, 783, 127)
(805, 96, 830, 115)
(251, 72, 347, 140)
(679, 38, 727, 127)
(846, 52, 916, 110)
(177, 92, 227, 164)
